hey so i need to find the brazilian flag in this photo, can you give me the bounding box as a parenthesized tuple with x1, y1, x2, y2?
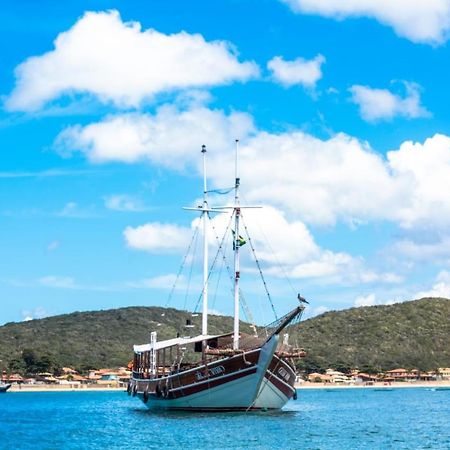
(232, 230, 246, 249)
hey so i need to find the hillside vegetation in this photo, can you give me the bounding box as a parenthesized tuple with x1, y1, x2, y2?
(0, 307, 254, 372)
(295, 297, 450, 372)
(1, 298, 449, 373)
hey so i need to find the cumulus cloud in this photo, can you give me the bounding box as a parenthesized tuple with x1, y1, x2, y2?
(124, 222, 192, 253)
(210, 130, 405, 226)
(281, 0, 450, 44)
(6, 10, 258, 111)
(104, 194, 146, 212)
(388, 235, 450, 264)
(387, 134, 450, 229)
(124, 205, 397, 284)
(350, 82, 429, 122)
(310, 305, 330, 316)
(54, 105, 255, 169)
(21, 307, 49, 322)
(267, 54, 325, 88)
(354, 293, 376, 307)
(211, 132, 450, 230)
(414, 271, 450, 299)
(56, 103, 450, 231)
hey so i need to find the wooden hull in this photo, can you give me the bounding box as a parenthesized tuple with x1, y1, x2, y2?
(129, 335, 279, 411)
(253, 355, 297, 409)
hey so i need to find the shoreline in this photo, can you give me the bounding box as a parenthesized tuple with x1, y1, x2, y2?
(5, 380, 450, 393)
(296, 380, 450, 389)
(8, 384, 126, 393)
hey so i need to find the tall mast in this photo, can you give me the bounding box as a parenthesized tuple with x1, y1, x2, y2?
(233, 140, 240, 350)
(201, 145, 208, 336)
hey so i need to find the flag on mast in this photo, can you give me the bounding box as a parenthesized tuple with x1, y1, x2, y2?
(232, 230, 246, 249)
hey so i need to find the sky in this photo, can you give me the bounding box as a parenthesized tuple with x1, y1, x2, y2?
(2, 0, 450, 326)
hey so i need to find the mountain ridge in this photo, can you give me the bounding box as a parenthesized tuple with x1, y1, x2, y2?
(1, 298, 449, 373)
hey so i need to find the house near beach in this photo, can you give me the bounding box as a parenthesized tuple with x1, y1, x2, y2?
(325, 369, 351, 383)
(352, 372, 378, 383)
(437, 368, 450, 380)
(385, 368, 418, 381)
(307, 372, 331, 383)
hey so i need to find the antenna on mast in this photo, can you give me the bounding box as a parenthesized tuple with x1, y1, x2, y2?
(201, 144, 208, 336)
(233, 139, 240, 350)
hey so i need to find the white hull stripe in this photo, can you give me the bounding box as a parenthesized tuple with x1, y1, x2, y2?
(266, 369, 296, 393)
(169, 365, 257, 393)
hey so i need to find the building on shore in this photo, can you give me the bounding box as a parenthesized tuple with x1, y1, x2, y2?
(437, 368, 450, 380)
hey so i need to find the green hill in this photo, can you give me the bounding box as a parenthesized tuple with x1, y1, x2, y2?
(1, 298, 449, 374)
(0, 307, 255, 373)
(296, 297, 450, 373)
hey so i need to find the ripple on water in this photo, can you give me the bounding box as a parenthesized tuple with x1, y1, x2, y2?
(1, 388, 450, 449)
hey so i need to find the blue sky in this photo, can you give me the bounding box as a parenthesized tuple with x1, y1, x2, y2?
(2, 0, 450, 325)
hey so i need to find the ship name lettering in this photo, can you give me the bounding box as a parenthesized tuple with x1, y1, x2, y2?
(195, 365, 225, 381)
(278, 367, 290, 381)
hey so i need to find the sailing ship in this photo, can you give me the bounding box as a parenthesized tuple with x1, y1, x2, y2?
(128, 142, 307, 411)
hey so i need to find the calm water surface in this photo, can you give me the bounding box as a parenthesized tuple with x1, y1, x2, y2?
(1, 388, 450, 449)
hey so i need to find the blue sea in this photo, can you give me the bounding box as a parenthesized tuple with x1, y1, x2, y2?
(1, 388, 450, 449)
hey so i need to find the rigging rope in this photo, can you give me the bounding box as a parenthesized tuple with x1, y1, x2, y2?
(183, 225, 199, 311)
(240, 193, 298, 298)
(240, 213, 278, 320)
(208, 213, 257, 332)
(192, 212, 234, 314)
(164, 221, 200, 310)
(190, 211, 257, 336)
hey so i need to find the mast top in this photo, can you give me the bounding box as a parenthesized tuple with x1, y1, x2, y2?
(201, 145, 206, 153)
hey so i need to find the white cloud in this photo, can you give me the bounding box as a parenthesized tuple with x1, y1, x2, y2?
(267, 54, 325, 88)
(414, 271, 450, 299)
(37, 275, 115, 292)
(354, 293, 376, 307)
(0, 169, 94, 178)
(310, 305, 329, 316)
(387, 134, 450, 229)
(126, 274, 181, 289)
(212, 132, 450, 231)
(208, 309, 226, 316)
(56, 201, 96, 218)
(54, 105, 255, 169)
(281, 0, 450, 44)
(350, 82, 429, 122)
(388, 236, 450, 264)
(57, 104, 450, 233)
(124, 222, 192, 253)
(21, 307, 48, 322)
(38, 275, 77, 289)
(104, 194, 146, 212)
(210, 129, 404, 226)
(6, 10, 258, 111)
(124, 205, 396, 285)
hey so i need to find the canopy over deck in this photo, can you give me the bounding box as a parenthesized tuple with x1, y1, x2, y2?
(133, 333, 230, 353)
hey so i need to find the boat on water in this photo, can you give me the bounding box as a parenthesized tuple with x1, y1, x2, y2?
(128, 143, 307, 411)
(0, 383, 11, 393)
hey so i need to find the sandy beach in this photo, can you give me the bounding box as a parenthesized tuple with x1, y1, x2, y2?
(8, 384, 126, 393)
(296, 380, 450, 389)
(6, 380, 450, 393)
